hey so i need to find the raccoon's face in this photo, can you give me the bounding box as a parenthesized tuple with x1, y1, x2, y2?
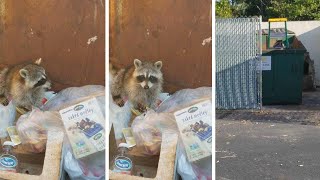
(133, 59, 163, 90)
(19, 58, 51, 89)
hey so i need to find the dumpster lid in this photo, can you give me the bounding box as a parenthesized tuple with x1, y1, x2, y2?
(263, 48, 306, 54)
(262, 28, 295, 35)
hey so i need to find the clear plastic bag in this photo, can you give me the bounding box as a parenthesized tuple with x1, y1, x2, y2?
(40, 85, 106, 178)
(15, 85, 106, 179)
(63, 139, 105, 180)
(176, 140, 212, 180)
(131, 110, 177, 155)
(156, 87, 212, 113)
(131, 87, 212, 155)
(0, 101, 16, 138)
(42, 85, 105, 113)
(131, 87, 212, 179)
(16, 108, 64, 153)
(176, 141, 197, 180)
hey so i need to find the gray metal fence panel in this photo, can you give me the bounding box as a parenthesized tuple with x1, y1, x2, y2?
(216, 17, 262, 109)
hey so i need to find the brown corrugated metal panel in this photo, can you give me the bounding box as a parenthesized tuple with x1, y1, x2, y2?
(0, 0, 105, 91)
(110, 0, 212, 93)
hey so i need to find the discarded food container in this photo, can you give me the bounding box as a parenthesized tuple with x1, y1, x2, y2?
(174, 100, 212, 162)
(7, 126, 21, 146)
(59, 97, 105, 159)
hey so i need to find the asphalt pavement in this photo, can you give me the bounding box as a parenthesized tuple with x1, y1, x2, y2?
(216, 119, 320, 180)
(216, 90, 320, 180)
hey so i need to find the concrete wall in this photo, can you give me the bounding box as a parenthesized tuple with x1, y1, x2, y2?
(261, 21, 320, 86)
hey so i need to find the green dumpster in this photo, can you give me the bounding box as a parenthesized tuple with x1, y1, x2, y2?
(262, 48, 306, 105)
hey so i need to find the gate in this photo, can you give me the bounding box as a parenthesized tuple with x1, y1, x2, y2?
(216, 17, 262, 109)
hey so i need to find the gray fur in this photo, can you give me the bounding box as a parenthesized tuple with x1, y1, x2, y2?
(111, 59, 163, 110)
(0, 59, 51, 109)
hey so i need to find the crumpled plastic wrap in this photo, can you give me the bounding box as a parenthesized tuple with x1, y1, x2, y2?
(131, 87, 212, 179)
(16, 108, 64, 153)
(0, 101, 16, 138)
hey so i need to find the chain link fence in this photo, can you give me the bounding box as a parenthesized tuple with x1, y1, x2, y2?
(216, 17, 262, 109)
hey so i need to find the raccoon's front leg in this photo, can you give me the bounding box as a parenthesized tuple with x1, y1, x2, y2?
(130, 94, 148, 113)
(111, 69, 126, 107)
(131, 100, 147, 113)
(112, 95, 125, 107)
(137, 103, 147, 113)
(148, 96, 158, 110)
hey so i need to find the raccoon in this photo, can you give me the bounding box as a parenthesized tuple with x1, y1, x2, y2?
(109, 62, 118, 85)
(0, 58, 51, 109)
(110, 59, 163, 112)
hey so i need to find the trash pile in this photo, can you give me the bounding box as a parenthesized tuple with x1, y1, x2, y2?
(0, 61, 212, 180)
(110, 87, 212, 180)
(0, 84, 106, 179)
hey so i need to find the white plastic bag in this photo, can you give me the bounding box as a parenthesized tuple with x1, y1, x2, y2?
(63, 139, 105, 180)
(109, 97, 131, 140)
(16, 108, 64, 153)
(0, 101, 16, 138)
(176, 138, 212, 180)
(176, 141, 197, 180)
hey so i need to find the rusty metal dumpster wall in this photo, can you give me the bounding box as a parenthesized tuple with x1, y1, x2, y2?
(110, 0, 212, 93)
(0, 0, 105, 91)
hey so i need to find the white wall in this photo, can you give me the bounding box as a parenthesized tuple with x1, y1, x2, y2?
(261, 21, 320, 86)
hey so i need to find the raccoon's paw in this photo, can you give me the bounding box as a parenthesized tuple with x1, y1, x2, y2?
(136, 103, 147, 113)
(112, 95, 125, 107)
(115, 98, 125, 107)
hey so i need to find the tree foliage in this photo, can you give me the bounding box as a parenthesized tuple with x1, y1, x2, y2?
(267, 0, 320, 21)
(216, 0, 233, 18)
(215, 0, 320, 21)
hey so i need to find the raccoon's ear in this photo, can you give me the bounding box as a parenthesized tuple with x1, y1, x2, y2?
(19, 69, 28, 78)
(154, 61, 162, 70)
(134, 59, 142, 68)
(34, 58, 42, 65)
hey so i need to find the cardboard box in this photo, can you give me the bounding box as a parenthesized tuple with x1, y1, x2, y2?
(174, 100, 212, 162)
(59, 97, 105, 159)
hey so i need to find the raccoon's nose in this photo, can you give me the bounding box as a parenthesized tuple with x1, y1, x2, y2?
(144, 85, 149, 89)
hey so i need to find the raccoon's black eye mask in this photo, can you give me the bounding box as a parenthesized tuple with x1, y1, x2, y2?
(149, 76, 158, 83)
(34, 77, 47, 87)
(136, 75, 145, 82)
